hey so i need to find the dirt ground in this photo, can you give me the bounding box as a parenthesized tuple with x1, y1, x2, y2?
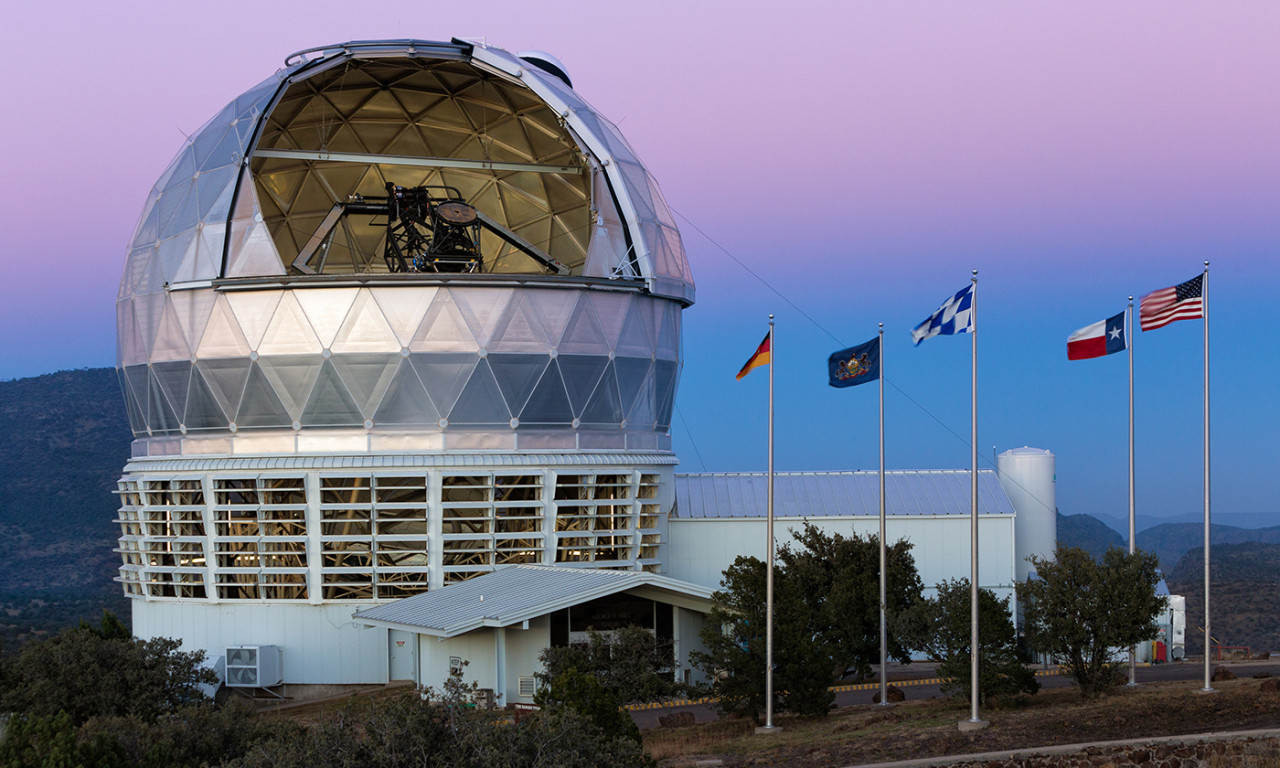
(646, 674, 1280, 767)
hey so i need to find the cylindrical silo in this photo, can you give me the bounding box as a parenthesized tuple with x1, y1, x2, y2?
(996, 447, 1057, 583)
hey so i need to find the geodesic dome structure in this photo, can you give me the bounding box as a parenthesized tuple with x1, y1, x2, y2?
(116, 39, 691, 443)
(113, 40, 692, 632)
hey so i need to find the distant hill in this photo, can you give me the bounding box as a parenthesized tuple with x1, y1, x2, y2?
(1166, 542, 1280, 656)
(1055, 512, 1125, 559)
(0, 368, 132, 646)
(1093, 511, 1280, 535)
(1137, 523, 1280, 575)
(1055, 511, 1280, 575)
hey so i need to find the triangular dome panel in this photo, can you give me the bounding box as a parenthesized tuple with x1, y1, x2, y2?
(117, 299, 147, 366)
(236, 362, 292, 427)
(654, 359, 680, 430)
(169, 289, 217, 354)
(488, 294, 550, 353)
(332, 354, 400, 417)
(590, 292, 631, 347)
(626, 367, 657, 429)
(410, 291, 479, 352)
(331, 290, 399, 354)
(580, 362, 623, 425)
(410, 353, 477, 416)
(615, 301, 653, 358)
(614, 357, 651, 415)
(120, 246, 156, 301)
(295, 288, 360, 348)
(488, 354, 550, 416)
(558, 354, 608, 416)
(225, 291, 282, 349)
(525, 288, 576, 345)
(259, 355, 325, 419)
(119, 367, 146, 435)
(198, 358, 253, 419)
(447, 359, 511, 425)
(196, 295, 251, 358)
(374, 360, 440, 425)
(300, 360, 364, 426)
(123, 364, 152, 430)
(226, 221, 285, 278)
(518, 361, 574, 424)
(452, 288, 512, 348)
(557, 295, 609, 355)
(158, 229, 201, 285)
(371, 287, 438, 346)
(258, 292, 322, 355)
(184, 366, 229, 430)
(195, 164, 238, 222)
(133, 201, 163, 250)
(152, 360, 192, 422)
(134, 292, 167, 361)
(656, 303, 681, 360)
(147, 368, 181, 433)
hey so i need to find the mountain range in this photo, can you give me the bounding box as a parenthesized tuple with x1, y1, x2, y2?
(0, 368, 131, 647)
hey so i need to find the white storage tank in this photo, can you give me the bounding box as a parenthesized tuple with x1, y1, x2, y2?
(997, 447, 1057, 583)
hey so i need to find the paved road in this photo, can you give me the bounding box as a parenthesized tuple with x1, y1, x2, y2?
(629, 658, 1280, 730)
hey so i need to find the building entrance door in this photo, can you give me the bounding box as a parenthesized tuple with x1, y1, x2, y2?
(389, 630, 417, 682)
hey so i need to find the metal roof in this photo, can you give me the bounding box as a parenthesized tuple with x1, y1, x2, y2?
(673, 469, 1016, 519)
(352, 565, 714, 637)
(126, 452, 679, 473)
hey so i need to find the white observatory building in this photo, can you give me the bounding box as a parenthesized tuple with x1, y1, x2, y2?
(115, 39, 697, 689)
(113, 39, 1058, 701)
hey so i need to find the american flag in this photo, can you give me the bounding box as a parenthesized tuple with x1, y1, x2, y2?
(1140, 274, 1203, 331)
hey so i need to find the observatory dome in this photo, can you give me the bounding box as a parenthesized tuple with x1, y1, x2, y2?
(116, 39, 691, 443)
(112, 38, 694, 672)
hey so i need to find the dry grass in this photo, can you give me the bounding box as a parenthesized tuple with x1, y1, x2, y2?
(644, 676, 1280, 767)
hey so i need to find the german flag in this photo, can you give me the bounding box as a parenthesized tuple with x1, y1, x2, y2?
(736, 332, 772, 380)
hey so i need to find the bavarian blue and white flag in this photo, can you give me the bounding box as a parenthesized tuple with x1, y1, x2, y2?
(911, 284, 974, 345)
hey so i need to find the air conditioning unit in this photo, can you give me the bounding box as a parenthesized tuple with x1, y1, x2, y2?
(225, 645, 283, 688)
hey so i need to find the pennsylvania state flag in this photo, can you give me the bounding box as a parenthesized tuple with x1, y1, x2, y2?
(828, 336, 880, 388)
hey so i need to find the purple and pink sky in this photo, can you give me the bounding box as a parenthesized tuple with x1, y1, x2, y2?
(3, 1, 1277, 530)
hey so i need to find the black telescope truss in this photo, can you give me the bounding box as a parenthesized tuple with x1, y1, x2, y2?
(291, 182, 568, 277)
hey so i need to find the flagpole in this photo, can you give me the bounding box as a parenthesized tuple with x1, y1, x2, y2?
(1128, 296, 1138, 687)
(764, 315, 780, 730)
(965, 269, 986, 729)
(877, 322, 888, 707)
(1201, 263, 1213, 693)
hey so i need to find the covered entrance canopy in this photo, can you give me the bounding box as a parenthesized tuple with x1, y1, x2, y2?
(353, 565, 714, 703)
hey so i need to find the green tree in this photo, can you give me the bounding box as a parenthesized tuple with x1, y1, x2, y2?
(82, 701, 270, 768)
(0, 711, 126, 768)
(1018, 545, 1165, 698)
(534, 667, 641, 745)
(692, 555, 833, 721)
(896, 579, 1039, 704)
(779, 524, 924, 681)
(0, 615, 215, 725)
(538, 625, 681, 704)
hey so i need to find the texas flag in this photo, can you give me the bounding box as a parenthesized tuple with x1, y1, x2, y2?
(1067, 311, 1127, 360)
